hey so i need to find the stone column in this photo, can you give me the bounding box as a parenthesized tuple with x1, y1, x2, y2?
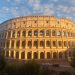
(14, 40, 16, 49)
(56, 40, 58, 48)
(25, 51, 27, 60)
(9, 40, 11, 49)
(26, 40, 28, 49)
(32, 51, 34, 59)
(45, 52, 47, 59)
(20, 40, 22, 49)
(15, 31, 17, 38)
(14, 51, 16, 59)
(20, 30, 22, 38)
(19, 51, 21, 59)
(38, 39, 40, 48)
(11, 30, 12, 38)
(51, 51, 53, 59)
(45, 40, 46, 48)
(38, 51, 40, 59)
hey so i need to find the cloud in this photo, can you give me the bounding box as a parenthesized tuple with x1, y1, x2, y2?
(0, 7, 9, 14)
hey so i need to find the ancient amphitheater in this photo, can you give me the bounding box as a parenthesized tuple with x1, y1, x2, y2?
(0, 16, 75, 60)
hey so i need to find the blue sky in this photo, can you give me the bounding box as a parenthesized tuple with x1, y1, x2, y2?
(0, 0, 75, 23)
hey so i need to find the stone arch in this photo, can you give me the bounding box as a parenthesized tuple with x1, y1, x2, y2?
(59, 52, 63, 59)
(27, 52, 32, 59)
(34, 52, 38, 59)
(21, 52, 25, 59)
(6, 51, 9, 57)
(47, 52, 51, 59)
(40, 52, 44, 59)
(16, 40, 20, 48)
(11, 51, 14, 58)
(22, 40, 26, 48)
(16, 52, 19, 59)
(53, 52, 57, 59)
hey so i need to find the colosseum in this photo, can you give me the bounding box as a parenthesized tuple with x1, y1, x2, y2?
(0, 16, 75, 61)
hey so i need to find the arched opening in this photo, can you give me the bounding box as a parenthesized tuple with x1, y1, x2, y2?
(28, 40, 32, 48)
(11, 40, 14, 48)
(16, 40, 20, 48)
(6, 51, 9, 57)
(28, 30, 32, 36)
(53, 52, 57, 59)
(27, 52, 31, 59)
(34, 40, 38, 48)
(34, 52, 38, 59)
(16, 52, 19, 59)
(47, 52, 51, 59)
(11, 51, 14, 58)
(22, 31, 26, 37)
(52, 30, 56, 36)
(40, 41, 44, 47)
(22, 40, 26, 48)
(40, 52, 44, 59)
(6, 41, 10, 48)
(59, 52, 63, 59)
(17, 31, 20, 37)
(21, 52, 25, 59)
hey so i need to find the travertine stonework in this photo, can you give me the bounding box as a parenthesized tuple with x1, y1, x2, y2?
(0, 16, 75, 60)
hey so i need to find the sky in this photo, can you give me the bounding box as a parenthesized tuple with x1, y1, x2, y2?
(0, 0, 75, 23)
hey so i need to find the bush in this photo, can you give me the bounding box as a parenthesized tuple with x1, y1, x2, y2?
(5, 60, 41, 75)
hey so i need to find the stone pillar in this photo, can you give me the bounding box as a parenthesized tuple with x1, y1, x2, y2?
(26, 29, 28, 37)
(14, 40, 16, 49)
(20, 30, 22, 38)
(38, 51, 40, 59)
(15, 31, 17, 38)
(20, 40, 22, 49)
(51, 51, 53, 59)
(38, 40, 40, 48)
(14, 51, 16, 59)
(44, 30, 46, 37)
(32, 51, 34, 59)
(9, 40, 11, 49)
(45, 40, 46, 48)
(45, 52, 47, 59)
(19, 51, 21, 59)
(25, 51, 27, 60)
(26, 40, 28, 48)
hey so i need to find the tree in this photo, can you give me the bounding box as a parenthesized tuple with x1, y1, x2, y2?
(70, 48, 75, 69)
(0, 53, 6, 75)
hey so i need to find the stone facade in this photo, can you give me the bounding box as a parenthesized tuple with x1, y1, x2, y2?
(0, 16, 75, 60)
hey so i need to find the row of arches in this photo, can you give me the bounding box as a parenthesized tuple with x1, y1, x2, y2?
(5, 51, 70, 60)
(5, 29, 74, 38)
(3, 40, 74, 49)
